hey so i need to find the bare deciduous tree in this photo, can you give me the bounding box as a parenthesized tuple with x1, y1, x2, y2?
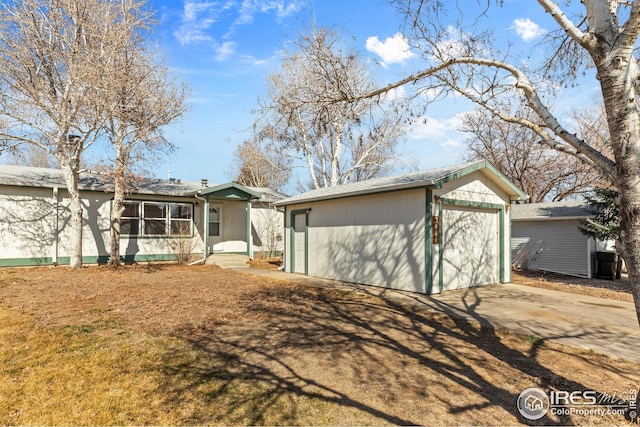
(0, 0, 118, 268)
(99, 0, 188, 267)
(359, 0, 640, 324)
(255, 26, 407, 190)
(7, 145, 57, 169)
(461, 107, 608, 203)
(231, 138, 292, 191)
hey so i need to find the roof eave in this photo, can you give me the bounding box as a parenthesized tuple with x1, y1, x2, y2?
(197, 182, 263, 200)
(274, 180, 436, 206)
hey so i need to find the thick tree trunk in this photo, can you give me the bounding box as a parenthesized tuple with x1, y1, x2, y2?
(596, 44, 640, 325)
(619, 186, 640, 326)
(60, 163, 83, 269)
(109, 171, 125, 267)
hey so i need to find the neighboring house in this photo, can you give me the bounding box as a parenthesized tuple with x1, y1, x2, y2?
(511, 201, 612, 278)
(275, 160, 527, 294)
(0, 164, 286, 267)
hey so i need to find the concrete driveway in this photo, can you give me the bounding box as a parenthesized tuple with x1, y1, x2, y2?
(236, 268, 640, 364)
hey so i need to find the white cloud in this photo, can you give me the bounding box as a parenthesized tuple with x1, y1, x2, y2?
(235, 0, 303, 25)
(214, 41, 236, 61)
(174, 1, 230, 45)
(365, 33, 414, 66)
(512, 18, 546, 42)
(408, 115, 466, 149)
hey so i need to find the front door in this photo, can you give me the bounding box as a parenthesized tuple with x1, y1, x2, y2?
(293, 213, 307, 274)
(208, 205, 222, 251)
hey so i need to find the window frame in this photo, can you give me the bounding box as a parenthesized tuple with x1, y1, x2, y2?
(115, 199, 194, 238)
(208, 205, 221, 237)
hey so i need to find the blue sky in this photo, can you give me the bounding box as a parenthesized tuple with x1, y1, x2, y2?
(111, 1, 584, 189)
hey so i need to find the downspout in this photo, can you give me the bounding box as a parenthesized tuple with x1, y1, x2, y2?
(53, 187, 59, 266)
(246, 199, 253, 259)
(189, 192, 208, 265)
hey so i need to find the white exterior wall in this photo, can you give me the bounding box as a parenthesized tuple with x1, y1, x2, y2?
(285, 188, 427, 293)
(250, 204, 284, 255)
(209, 200, 250, 253)
(511, 219, 592, 278)
(0, 184, 206, 266)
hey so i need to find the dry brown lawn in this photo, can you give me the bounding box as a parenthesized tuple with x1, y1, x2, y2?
(0, 264, 638, 425)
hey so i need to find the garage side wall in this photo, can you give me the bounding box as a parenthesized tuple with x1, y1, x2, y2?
(511, 219, 591, 278)
(284, 188, 427, 293)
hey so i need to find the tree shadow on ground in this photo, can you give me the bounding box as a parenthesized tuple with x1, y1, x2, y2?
(151, 279, 637, 425)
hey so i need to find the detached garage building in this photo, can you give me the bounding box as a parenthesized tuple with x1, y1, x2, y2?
(511, 201, 613, 278)
(275, 160, 526, 294)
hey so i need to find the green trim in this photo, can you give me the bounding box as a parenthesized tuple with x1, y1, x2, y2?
(438, 197, 507, 288)
(246, 200, 251, 257)
(199, 182, 262, 200)
(204, 197, 210, 257)
(0, 253, 180, 267)
(439, 198, 504, 211)
(432, 160, 527, 200)
(499, 207, 505, 282)
(425, 189, 433, 294)
(438, 200, 444, 293)
(289, 209, 309, 275)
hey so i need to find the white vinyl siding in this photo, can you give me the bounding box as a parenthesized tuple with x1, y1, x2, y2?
(511, 219, 590, 278)
(288, 188, 427, 293)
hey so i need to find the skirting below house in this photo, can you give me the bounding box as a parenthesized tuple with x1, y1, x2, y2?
(0, 253, 180, 267)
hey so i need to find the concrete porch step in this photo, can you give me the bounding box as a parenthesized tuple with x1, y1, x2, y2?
(205, 253, 250, 268)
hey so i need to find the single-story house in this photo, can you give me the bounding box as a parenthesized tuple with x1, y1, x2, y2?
(0, 164, 286, 267)
(275, 160, 527, 294)
(511, 201, 614, 278)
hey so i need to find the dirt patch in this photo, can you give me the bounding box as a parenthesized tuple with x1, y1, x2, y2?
(0, 264, 638, 425)
(248, 256, 283, 271)
(512, 270, 633, 302)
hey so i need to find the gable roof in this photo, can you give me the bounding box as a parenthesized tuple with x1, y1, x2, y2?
(511, 201, 591, 220)
(275, 160, 527, 206)
(198, 182, 262, 200)
(0, 163, 281, 200)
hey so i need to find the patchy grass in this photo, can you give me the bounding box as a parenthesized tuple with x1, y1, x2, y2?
(0, 265, 638, 425)
(0, 309, 172, 425)
(512, 271, 633, 301)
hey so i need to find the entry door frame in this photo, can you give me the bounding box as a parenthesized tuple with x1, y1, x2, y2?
(289, 209, 310, 275)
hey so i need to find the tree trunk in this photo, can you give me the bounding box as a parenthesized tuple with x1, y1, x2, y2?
(109, 171, 125, 267)
(597, 45, 640, 325)
(60, 163, 83, 269)
(616, 156, 640, 326)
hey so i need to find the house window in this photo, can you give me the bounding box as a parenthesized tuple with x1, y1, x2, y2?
(143, 202, 167, 235)
(121, 202, 140, 235)
(170, 203, 193, 235)
(118, 201, 193, 237)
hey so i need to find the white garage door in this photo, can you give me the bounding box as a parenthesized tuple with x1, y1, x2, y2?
(442, 206, 498, 291)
